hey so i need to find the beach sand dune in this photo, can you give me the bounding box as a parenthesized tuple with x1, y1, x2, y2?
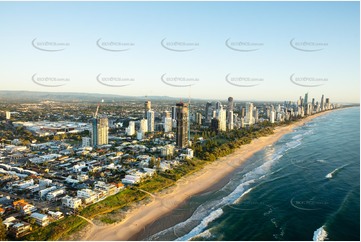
(80, 111, 331, 241)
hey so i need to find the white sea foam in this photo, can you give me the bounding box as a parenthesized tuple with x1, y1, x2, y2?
(233, 187, 254, 204)
(325, 173, 333, 178)
(292, 134, 303, 140)
(176, 208, 224, 241)
(313, 226, 328, 241)
(285, 140, 302, 149)
(326, 164, 349, 179)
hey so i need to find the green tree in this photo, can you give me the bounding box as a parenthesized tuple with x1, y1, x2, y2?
(148, 156, 156, 168)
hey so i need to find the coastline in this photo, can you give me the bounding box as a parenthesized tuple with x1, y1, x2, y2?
(80, 109, 336, 241)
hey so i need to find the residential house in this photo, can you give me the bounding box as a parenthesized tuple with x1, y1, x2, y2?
(30, 212, 50, 227)
(61, 196, 82, 209)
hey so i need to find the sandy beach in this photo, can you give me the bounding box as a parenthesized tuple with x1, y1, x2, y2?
(80, 110, 333, 241)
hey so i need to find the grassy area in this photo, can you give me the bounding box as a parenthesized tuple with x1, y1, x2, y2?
(80, 188, 147, 219)
(138, 174, 175, 193)
(24, 216, 87, 241)
(99, 216, 117, 224)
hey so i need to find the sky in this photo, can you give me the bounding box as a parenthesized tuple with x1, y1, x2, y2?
(0, 1, 359, 103)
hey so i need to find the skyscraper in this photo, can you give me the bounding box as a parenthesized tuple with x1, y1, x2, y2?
(270, 111, 275, 124)
(227, 110, 234, 130)
(320, 95, 325, 111)
(304, 93, 308, 106)
(146, 110, 155, 132)
(139, 118, 148, 133)
(171, 106, 177, 120)
(126, 121, 135, 136)
(253, 107, 259, 123)
(176, 102, 189, 149)
(164, 117, 172, 132)
(227, 97, 234, 112)
(91, 116, 109, 147)
(211, 118, 219, 133)
(163, 111, 171, 119)
(195, 113, 202, 125)
(227, 97, 234, 130)
(244, 102, 254, 126)
(205, 102, 212, 122)
(241, 107, 246, 118)
(145, 101, 151, 118)
(325, 98, 330, 110)
(216, 106, 227, 131)
(215, 101, 222, 110)
(5, 111, 11, 120)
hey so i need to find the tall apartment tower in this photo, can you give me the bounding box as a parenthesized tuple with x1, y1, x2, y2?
(205, 101, 212, 122)
(139, 118, 148, 133)
(171, 106, 177, 120)
(216, 106, 227, 131)
(227, 97, 234, 112)
(176, 102, 189, 149)
(215, 101, 222, 110)
(320, 95, 325, 111)
(245, 102, 254, 125)
(91, 116, 109, 147)
(227, 110, 234, 130)
(5, 111, 11, 120)
(146, 110, 155, 132)
(145, 101, 151, 118)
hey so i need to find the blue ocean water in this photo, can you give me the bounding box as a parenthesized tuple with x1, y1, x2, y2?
(147, 107, 360, 241)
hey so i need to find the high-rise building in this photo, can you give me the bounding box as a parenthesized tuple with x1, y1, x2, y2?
(163, 117, 172, 132)
(195, 113, 202, 125)
(205, 102, 212, 122)
(253, 107, 259, 123)
(139, 119, 148, 133)
(144, 101, 151, 118)
(304, 93, 308, 106)
(270, 111, 275, 124)
(91, 116, 109, 147)
(227, 110, 234, 130)
(276, 104, 281, 113)
(171, 106, 177, 120)
(211, 118, 219, 133)
(176, 102, 189, 149)
(320, 95, 325, 111)
(5, 111, 11, 120)
(297, 96, 302, 107)
(126, 121, 135, 136)
(216, 107, 227, 131)
(227, 97, 234, 112)
(215, 101, 222, 110)
(241, 107, 246, 118)
(325, 98, 330, 110)
(244, 102, 254, 126)
(146, 110, 155, 132)
(163, 111, 171, 119)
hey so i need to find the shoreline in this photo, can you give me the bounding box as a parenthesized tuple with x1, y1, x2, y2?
(80, 109, 337, 241)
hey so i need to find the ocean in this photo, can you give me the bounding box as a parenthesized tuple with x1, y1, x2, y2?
(140, 107, 360, 241)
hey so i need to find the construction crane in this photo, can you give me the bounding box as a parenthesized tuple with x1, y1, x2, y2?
(94, 103, 100, 118)
(94, 99, 104, 118)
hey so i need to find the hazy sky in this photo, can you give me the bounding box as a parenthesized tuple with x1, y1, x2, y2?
(0, 1, 359, 103)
